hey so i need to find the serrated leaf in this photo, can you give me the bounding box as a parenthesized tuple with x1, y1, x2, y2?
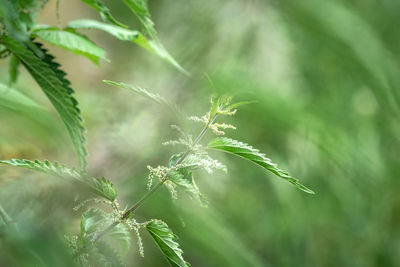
(122, 0, 187, 73)
(169, 153, 202, 171)
(0, 159, 118, 201)
(32, 27, 108, 64)
(81, 208, 106, 239)
(208, 137, 315, 194)
(78, 208, 129, 266)
(81, 0, 127, 28)
(146, 220, 190, 267)
(169, 169, 208, 207)
(103, 80, 166, 104)
(8, 54, 20, 86)
(122, 0, 156, 39)
(2, 36, 88, 170)
(67, 19, 187, 73)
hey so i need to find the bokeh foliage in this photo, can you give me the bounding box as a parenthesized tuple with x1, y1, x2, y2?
(1, 0, 399, 266)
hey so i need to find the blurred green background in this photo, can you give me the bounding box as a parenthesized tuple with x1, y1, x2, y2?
(1, 0, 400, 266)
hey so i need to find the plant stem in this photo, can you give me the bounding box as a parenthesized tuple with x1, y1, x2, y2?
(121, 113, 217, 219)
(121, 179, 164, 220)
(93, 113, 218, 242)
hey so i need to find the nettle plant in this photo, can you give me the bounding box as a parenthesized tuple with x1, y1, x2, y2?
(0, 0, 314, 266)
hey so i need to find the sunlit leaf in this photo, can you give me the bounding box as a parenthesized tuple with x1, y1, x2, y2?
(208, 137, 314, 194)
(33, 27, 108, 64)
(169, 169, 208, 207)
(0, 159, 118, 201)
(81, 0, 127, 28)
(146, 220, 190, 267)
(67, 19, 187, 73)
(2, 36, 88, 169)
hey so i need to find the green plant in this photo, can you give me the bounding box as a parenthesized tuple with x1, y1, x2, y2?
(0, 1, 313, 266)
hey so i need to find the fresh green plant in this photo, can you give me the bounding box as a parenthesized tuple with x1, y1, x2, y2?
(0, 1, 313, 266)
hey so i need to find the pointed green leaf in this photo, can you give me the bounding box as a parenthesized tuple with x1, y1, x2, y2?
(146, 220, 190, 267)
(103, 80, 167, 105)
(122, 0, 187, 73)
(68, 19, 140, 41)
(81, 208, 106, 239)
(169, 153, 203, 171)
(0, 159, 118, 201)
(169, 169, 208, 207)
(2, 36, 88, 170)
(33, 27, 108, 64)
(78, 208, 129, 266)
(81, 0, 127, 28)
(67, 19, 187, 73)
(209, 96, 221, 121)
(225, 101, 255, 111)
(208, 137, 315, 194)
(122, 0, 156, 39)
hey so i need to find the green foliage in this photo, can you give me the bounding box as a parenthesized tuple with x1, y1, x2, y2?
(0, 1, 317, 266)
(0, 159, 118, 201)
(103, 80, 170, 106)
(81, 0, 127, 28)
(78, 208, 128, 266)
(2, 36, 88, 170)
(68, 19, 140, 42)
(33, 27, 108, 64)
(169, 169, 208, 207)
(0, 0, 45, 40)
(0, 82, 45, 112)
(122, 0, 156, 39)
(208, 137, 314, 194)
(146, 220, 190, 267)
(68, 19, 186, 73)
(122, 0, 187, 74)
(8, 54, 19, 85)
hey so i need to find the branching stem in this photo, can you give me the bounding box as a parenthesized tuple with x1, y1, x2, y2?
(93, 112, 218, 242)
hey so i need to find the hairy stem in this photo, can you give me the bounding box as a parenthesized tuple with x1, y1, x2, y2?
(93, 113, 218, 242)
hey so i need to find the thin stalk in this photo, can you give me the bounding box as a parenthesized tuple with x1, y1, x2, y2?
(93, 113, 218, 242)
(121, 180, 164, 220)
(122, 113, 217, 219)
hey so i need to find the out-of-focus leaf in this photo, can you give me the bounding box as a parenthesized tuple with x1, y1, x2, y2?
(80, 208, 105, 239)
(78, 208, 128, 266)
(68, 19, 140, 42)
(208, 137, 314, 194)
(33, 27, 108, 64)
(0, 82, 45, 112)
(122, 0, 156, 39)
(146, 220, 190, 267)
(103, 80, 168, 105)
(169, 169, 208, 207)
(0, 159, 118, 201)
(123, 0, 187, 73)
(67, 19, 187, 73)
(8, 54, 20, 86)
(2, 36, 88, 169)
(0, 204, 12, 228)
(81, 0, 127, 28)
